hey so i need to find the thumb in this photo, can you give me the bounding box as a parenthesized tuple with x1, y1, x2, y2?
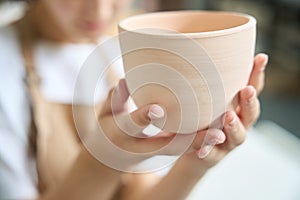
(115, 104, 165, 138)
(185, 128, 226, 159)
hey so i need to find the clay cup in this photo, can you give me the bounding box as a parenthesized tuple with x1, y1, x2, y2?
(118, 11, 256, 133)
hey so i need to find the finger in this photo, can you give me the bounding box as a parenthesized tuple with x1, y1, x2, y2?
(238, 86, 260, 129)
(194, 129, 226, 150)
(248, 53, 269, 95)
(174, 132, 227, 170)
(99, 111, 171, 155)
(112, 79, 130, 113)
(195, 145, 227, 168)
(100, 79, 129, 117)
(195, 129, 226, 159)
(114, 104, 165, 138)
(195, 129, 227, 167)
(148, 128, 225, 157)
(178, 146, 226, 171)
(151, 131, 175, 138)
(132, 104, 165, 127)
(254, 53, 269, 72)
(221, 110, 247, 151)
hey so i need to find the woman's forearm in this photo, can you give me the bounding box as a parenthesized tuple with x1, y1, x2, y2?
(143, 164, 205, 199)
(39, 148, 121, 200)
(123, 156, 208, 200)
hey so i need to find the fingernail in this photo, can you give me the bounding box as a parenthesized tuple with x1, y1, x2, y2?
(148, 105, 165, 120)
(226, 113, 238, 133)
(206, 132, 226, 145)
(198, 145, 212, 159)
(206, 138, 224, 145)
(225, 111, 237, 127)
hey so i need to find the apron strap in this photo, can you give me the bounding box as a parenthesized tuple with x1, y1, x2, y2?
(15, 14, 46, 192)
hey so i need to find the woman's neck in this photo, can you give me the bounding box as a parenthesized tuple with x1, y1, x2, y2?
(24, 2, 96, 44)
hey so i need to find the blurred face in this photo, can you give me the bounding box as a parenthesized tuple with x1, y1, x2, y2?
(37, 0, 131, 42)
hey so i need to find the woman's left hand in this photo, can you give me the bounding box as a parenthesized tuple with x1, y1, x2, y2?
(118, 54, 269, 200)
(174, 53, 269, 176)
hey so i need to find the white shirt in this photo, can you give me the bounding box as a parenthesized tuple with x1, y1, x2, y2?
(0, 25, 122, 199)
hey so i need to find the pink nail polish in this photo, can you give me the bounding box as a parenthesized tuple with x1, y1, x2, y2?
(148, 111, 160, 120)
(226, 114, 238, 132)
(198, 145, 212, 159)
(206, 138, 225, 145)
(148, 105, 164, 120)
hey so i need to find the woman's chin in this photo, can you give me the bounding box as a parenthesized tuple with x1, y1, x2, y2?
(82, 29, 105, 41)
(69, 31, 102, 43)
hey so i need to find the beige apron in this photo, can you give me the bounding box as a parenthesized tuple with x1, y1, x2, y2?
(15, 17, 119, 194)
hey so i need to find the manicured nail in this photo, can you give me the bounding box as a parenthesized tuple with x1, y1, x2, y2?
(206, 138, 224, 145)
(148, 105, 165, 120)
(225, 112, 237, 127)
(226, 113, 238, 132)
(206, 132, 226, 145)
(198, 145, 212, 159)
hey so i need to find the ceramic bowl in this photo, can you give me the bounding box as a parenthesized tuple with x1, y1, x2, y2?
(118, 11, 256, 133)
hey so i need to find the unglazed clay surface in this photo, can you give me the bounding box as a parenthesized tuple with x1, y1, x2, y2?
(119, 11, 256, 133)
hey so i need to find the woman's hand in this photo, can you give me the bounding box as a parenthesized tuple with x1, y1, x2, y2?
(103, 54, 268, 200)
(97, 53, 268, 172)
(97, 79, 175, 166)
(174, 53, 269, 176)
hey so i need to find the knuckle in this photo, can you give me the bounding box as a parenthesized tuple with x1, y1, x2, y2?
(134, 113, 150, 127)
(236, 138, 246, 146)
(243, 98, 260, 128)
(235, 133, 247, 146)
(227, 132, 247, 150)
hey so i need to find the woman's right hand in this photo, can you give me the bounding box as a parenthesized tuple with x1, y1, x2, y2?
(96, 79, 176, 164)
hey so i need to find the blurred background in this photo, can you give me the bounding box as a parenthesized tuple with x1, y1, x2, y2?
(0, 0, 299, 137)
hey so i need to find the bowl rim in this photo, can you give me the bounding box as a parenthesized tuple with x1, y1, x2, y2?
(118, 10, 256, 38)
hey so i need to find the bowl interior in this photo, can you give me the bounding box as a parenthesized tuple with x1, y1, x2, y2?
(120, 11, 250, 34)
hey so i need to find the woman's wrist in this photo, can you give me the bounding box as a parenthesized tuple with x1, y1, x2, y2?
(173, 153, 209, 181)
